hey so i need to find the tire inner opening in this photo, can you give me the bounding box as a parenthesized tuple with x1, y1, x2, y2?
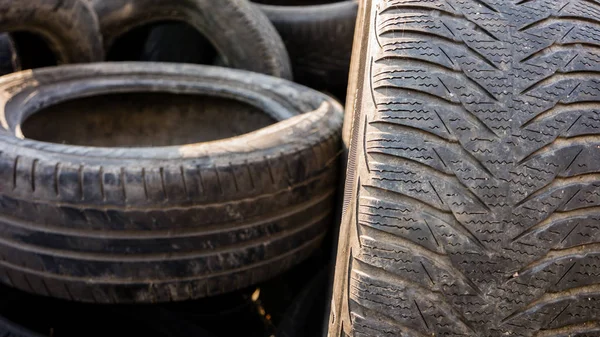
(10, 31, 58, 69)
(21, 93, 277, 147)
(107, 21, 219, 65)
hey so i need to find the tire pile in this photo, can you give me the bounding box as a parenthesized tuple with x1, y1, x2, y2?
(0, 0, 357, 336)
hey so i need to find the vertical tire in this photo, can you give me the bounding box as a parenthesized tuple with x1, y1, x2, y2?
(329, 0, 600, 336)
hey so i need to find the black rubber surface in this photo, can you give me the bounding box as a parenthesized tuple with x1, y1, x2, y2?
(93, 0, 292, 79)
(329, 0, 600, 336)
(0, 62, 343, 303)
(257, 1, 358, 98)
(0, 0, 103, 65)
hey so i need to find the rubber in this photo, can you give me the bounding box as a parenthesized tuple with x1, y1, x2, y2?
(0, 0, 103, 65)
(92, 0, 292, 79)
(257, 1, 358, 97)
(328, 0, 600, 336)
(0, 34, 17, 76)
(0, 62, 343, 303)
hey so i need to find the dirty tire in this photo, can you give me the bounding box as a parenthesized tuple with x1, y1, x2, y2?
(93, 0, 292, 79)
(0, 62, 342, 303)
(0, 34, 17, 76)
(257, 1, 357, 97)
(0, 0, 103, 64)
(328, 0, 600, 336)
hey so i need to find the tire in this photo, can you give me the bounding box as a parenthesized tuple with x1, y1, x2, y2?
(328, 0, 600, 336)
(256, 1, 358, 98)
(0, 0, 103, 65)
(0, 62, 342, 303)
(92, 0, 292, 79)
(0, 34, 18, 76)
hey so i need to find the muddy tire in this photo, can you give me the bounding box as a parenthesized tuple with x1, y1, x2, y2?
(0, 62, 342, 303)
(0, 0, 103, 65)
(257, 1, 358, 97)
(328, 0, 600, 336)
(92, 0, 292, 79)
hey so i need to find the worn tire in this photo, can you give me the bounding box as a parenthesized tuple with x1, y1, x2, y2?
(0, 0, 103, 65)
(92, 0, 292, 79)
(257, 1, 358, 97)
(329, 0, 600, 336)
(0, 62, 342, 303)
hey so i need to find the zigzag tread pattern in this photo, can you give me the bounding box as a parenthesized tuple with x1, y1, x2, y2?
(339, 0, 600, 336)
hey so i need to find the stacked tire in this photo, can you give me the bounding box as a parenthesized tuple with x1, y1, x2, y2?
(327, 0, 600, 336)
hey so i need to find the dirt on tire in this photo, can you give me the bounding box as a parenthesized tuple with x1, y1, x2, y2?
(328, 0, 600, 336)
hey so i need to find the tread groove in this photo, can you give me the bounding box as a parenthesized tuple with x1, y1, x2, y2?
(78, 165, 84, 201)
(159, 167, 167, 200)
(180, 166, 188, 197)
(54, 163, 60, 197)
(31, 159, 37, 192)
(414, 300, 430, 330)
(120, 167, 127, 202)
(99, 166, 105, 201)
(11, 156, 18, 190)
